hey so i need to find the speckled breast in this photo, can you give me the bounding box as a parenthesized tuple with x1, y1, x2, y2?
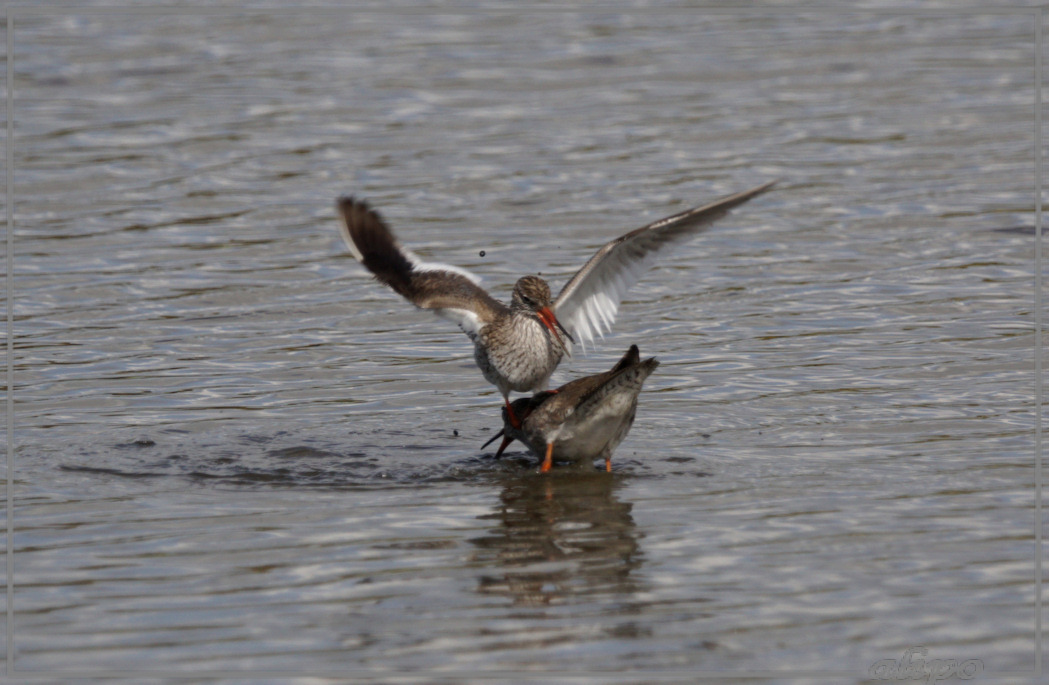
(474, 315, 564, 394)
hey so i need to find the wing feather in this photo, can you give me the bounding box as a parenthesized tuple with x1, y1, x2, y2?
(553, 180, 777, 350)
(337, 196, 507, 338)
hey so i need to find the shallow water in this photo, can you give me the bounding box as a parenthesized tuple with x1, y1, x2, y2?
(4, 4, 1041, 680)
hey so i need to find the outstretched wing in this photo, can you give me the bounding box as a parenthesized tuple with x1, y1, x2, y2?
(337, 197, 507, 338)
(552, 180, 777, 350)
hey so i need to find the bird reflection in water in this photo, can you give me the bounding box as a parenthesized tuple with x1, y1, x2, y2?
(470, 468, 642, 607)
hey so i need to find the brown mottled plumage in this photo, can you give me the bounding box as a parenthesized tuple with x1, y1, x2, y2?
(336, 181, 774, 422)
(337, 198, 573, 424)
(482, 345, 659, 472)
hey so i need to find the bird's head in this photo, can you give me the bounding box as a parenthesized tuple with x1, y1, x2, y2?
(510, 275, 574, 353)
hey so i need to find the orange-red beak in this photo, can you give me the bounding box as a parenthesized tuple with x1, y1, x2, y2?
(480, 429, 515, 457)
(494, 435, 514, 457)
(537, 307, 574, 356)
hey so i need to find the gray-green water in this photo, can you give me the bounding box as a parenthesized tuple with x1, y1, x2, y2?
(5, 4, 1040, 681)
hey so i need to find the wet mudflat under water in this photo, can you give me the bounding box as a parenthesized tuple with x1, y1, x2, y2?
(3, 4, 1042, 681)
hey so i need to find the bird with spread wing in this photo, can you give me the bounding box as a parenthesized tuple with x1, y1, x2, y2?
(336, 179, 776, 426)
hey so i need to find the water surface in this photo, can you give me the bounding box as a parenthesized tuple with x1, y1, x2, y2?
(5, 5, 1040, 679)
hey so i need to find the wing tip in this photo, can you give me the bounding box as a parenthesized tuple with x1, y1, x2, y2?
(613, 344, 641, 371)
(336, 194, 364, 211)
(335, 195, 421, 295)
(336, 195, 372, 262)
(718, 177, 780, 208)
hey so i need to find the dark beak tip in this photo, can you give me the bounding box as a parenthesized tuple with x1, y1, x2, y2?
(480, 429, 505, 450)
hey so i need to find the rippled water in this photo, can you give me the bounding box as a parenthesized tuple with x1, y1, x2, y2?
(5, 5, 1041, 679)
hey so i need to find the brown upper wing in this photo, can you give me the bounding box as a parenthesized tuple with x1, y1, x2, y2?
(337, 197, 507, 335)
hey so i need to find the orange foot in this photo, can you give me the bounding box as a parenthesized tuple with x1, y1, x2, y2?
(540, 442, 554, 473)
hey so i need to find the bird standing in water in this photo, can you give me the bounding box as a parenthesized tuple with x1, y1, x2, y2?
(483, 344, 659, 472)
(337, 180, 774, 425)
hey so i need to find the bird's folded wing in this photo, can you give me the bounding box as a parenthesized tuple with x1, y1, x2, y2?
(552, 180, 777, 350)
(575, 347, 659, 417)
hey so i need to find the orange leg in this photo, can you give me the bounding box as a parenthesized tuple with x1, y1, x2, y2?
(540, 442, 554, 473)
(605, 456, 612, 473)
(505, 397, 522, 429)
